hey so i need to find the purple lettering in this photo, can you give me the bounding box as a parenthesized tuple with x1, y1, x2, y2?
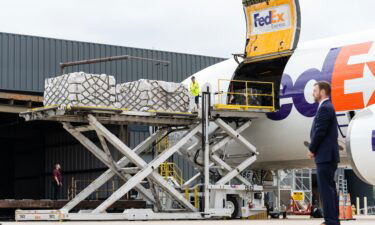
(267, 74, 294, 121)
(267, 47, 342, 120)
(259, 17, 265, 26)
(254, 13, 260, 27)
(265, 11, 272, 25)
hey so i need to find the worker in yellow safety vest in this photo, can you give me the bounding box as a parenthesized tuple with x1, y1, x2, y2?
(190, 76, 200, 109)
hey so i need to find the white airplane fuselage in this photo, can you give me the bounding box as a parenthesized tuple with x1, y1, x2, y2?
(183, 30, 375, 171)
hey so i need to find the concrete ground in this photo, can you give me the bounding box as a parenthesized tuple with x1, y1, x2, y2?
(2, 216, 375, 225)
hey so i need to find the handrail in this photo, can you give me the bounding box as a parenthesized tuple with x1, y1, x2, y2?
(159, 162, 184, 187)
(68, 177, 117, 200)
(215, 79, 275, 112)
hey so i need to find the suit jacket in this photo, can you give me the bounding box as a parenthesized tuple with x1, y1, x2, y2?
(309, 100, 340, 164)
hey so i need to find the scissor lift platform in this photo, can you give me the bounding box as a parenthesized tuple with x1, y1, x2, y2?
(16, 103, 267, 221)
(20, 106, 267, 125)
(19, 106, 199, 126)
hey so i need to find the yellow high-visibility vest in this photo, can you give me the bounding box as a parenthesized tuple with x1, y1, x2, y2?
(190, 82, 200, 96)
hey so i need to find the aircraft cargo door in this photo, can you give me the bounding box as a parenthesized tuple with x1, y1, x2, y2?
(243, 0, 301, 61)
(230, 0, 301, 111)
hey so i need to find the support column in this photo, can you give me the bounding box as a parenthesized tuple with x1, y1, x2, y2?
(356, 197, 360, 215)
(201, 87, 211, 215)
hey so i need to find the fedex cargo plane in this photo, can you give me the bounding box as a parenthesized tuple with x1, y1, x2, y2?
(182, 3, 375, 186)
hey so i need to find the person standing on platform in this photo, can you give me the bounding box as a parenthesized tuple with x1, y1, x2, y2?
(52, 163, 62, 200)
(190, 76, 200, 110)
(308, 81, 340, 225)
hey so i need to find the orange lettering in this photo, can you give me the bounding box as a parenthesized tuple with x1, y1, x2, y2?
(366, 61, 375, 106)
(272, 10, 278, 23)
(331, 42, 372, 111)
(277, 13, 284, 22)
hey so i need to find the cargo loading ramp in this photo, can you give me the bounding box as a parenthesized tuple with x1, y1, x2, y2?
(16, 96, 267, 221)
(20, 106, 198, 127)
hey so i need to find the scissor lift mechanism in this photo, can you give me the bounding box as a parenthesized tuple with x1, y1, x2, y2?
(16, 92, 266, 221)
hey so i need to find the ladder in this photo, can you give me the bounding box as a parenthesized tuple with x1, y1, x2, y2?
(337, 174, 348, 195)
(336, 112, 351, 138)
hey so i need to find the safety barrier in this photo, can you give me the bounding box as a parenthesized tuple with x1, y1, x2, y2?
(214, 79, 275, 112)
(159, 162, 184, 187)
(68, 177, 117, 200)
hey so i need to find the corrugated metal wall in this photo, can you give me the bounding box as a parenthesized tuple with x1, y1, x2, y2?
(0, 32, 224, 93)
(0, 32, 224, 199)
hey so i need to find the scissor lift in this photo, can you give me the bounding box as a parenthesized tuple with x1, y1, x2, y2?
(15, 85, 269, 221)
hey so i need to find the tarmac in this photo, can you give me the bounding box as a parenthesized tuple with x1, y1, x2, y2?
(2, 216, 375, 225)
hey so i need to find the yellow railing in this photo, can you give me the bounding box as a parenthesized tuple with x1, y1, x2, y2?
(157, 135, 169, 153)
(184, 185, 200, 208)
(214, 79, 275, 112)
(159, 162, 200, 208)
(67, 177, 117, 200)
(159, 162, 184, 187)
(194, 185, 199, 208)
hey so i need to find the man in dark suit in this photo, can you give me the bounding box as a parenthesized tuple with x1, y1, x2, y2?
(309, 81, 340, 225)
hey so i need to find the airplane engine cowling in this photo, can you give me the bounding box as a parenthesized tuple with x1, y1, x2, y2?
(346, 104, 375, 185)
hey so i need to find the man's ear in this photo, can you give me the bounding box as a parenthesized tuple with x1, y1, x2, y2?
(319, 89, 325, 97)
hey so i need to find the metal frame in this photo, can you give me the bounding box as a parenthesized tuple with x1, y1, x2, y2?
(61, 125, 166, 212)
(214, 79, 276, 112)
(16, 114, 201, 220)
(17, 95, 265, 221)
(19, 106, 196, 126)
(59, 55, 170, 74)
(292, 169, 312, 205)
(88, 115, 199, 213)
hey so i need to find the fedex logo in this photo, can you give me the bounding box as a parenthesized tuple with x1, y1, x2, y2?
(331, 42, 375, 111)
(251, 4, 291, 35)
(254, 10, 285, 27)
(268, 41, 375, 121)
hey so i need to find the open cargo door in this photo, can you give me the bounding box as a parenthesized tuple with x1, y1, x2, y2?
(243, 0, 301, 62)
(221, 0, 301, 112)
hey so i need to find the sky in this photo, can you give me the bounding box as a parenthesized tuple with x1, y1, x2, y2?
(0, 0, 374, 58)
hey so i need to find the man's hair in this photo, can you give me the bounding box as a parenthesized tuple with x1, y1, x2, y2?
(191, 76, 195, 80)
(314, 81, 331, 96)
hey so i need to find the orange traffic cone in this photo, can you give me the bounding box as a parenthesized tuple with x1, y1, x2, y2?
(338, 191, 345, 220)
(344, 193, 354, 220)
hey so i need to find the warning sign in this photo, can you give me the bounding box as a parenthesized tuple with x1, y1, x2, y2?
(292, 192, 304, 201)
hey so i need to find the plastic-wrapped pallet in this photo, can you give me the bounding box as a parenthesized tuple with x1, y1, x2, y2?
(116, 79, 191, 112)
(44, 72, 116, 108)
